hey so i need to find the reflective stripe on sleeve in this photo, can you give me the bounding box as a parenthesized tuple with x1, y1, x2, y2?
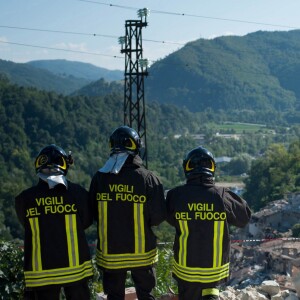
(98, 201, 108, 254)
(178, 220, 189, 266)
(29, 217, 42, 271)
(134, 203, 145, 253)
(65, 214, 79, 267)
(213, 221, 224, 268)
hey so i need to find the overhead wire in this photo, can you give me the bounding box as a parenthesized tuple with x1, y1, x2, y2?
(0, 40, 123, 59)
(0, 25, 119, 39)
(0, 25, 186, 46)
(0, 24, 186, 63)
(77, 0, 299, 29)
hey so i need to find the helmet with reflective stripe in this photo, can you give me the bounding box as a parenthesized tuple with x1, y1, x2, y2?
(183, 146, 216, 178)
(35, 144, 72, 175)
(109, 126, 141, 155)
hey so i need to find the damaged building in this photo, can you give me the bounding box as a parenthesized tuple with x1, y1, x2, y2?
(241, 192, 300, 239)
(229, 192, 300, 296)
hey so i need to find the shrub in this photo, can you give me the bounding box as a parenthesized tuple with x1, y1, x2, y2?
(0, 240, 25, 299)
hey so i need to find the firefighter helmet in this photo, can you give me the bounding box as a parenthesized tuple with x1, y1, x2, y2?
(183, 146, 216, 178)
(35, 144, 73, 175)
(109, 126, 141, 155)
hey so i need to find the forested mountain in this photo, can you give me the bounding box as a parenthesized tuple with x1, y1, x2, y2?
(28, 59, 123, 82)
(2, 30, 300, 123)
(0, 59, 123, 95)
(71, 78, 123, 97)
(0, 59, 90, 94)
(146, 30, 300, 118)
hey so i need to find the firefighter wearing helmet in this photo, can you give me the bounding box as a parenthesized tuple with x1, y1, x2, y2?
(15, 144, 93, 300)
(89, 126, 166, 300)
(166, 146, 251, 300)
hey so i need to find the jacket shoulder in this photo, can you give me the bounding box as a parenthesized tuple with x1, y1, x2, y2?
(15, 185, 38, 199)
(67, 181, 88, 193)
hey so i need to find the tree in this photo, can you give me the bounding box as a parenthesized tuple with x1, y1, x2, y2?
(292, 224, 300, 238)
(223, 153, 252, 175)
(243, 141, 300, 211)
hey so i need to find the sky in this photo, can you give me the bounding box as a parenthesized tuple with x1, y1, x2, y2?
(1, 0, 300, 71)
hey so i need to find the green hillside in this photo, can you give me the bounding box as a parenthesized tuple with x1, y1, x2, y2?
(146, 30, 300, 118)
(0, 59, 123, 95)
(2, 30, 300, 123)
(28, 59, 123, 82)
(71, 78, 123, 97)
(0, 59, 90, 94)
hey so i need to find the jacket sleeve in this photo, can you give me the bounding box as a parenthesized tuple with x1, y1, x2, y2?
(88, 174, 99, 222)
(222, 188, 252, 228)
(146, 174, 166, 226)
(15, 193, 25, 227)
(166, 189, 176, 227)
(76, 184, 93, 230)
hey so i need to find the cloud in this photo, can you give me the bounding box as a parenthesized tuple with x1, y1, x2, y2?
(0, 36, 8, 42)
(53, 42, 88, 52)
(0, 36, 10, 52)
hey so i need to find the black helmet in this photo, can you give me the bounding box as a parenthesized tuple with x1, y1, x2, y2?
(109, 126, 141, 155)
(35, 144, 73, 175)
(183, 146, 216, 178)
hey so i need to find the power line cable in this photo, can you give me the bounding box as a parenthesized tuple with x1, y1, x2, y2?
(0, 25, 119, 39)
(0, 40, 123, 59)
(76, 0, 299, 30)
(0, 25, 185, 46)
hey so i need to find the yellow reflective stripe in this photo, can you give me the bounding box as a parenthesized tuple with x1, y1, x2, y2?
(29, 218, 42, 271)
(134, 203, 145, 253)
(65, 214, 79, 267)
(213, 221, 224, 268)
(178, 220, 188, 266)
(98, 201, 108, 254)
(24, 260, 93, 287)
(202, 288, 219, 296)
(25, 260, 92, 277)
(173, 258, 229, 283)
(96, 248, 158, 269)
(96, 247, 157, 260)
(173, 258, 229, 274)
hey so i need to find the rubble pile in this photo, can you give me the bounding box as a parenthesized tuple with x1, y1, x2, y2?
(220, 280, 299, 300)
(96, 281, 300, 300)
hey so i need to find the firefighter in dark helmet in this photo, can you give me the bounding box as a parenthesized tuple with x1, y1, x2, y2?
(89, 126, 166, 300)
(166, 146, 251, 300)
(15, 144, 93, 300)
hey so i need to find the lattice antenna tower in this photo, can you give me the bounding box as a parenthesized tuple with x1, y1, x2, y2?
(118, 8, 150, 167)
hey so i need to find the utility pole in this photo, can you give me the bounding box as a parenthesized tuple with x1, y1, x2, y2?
(119, 8, 150, 167)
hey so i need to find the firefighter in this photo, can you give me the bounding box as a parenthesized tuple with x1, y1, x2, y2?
(166, 146, 251, 300)
(89, 126, 166, 300)
(15, 144, 93, 300)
